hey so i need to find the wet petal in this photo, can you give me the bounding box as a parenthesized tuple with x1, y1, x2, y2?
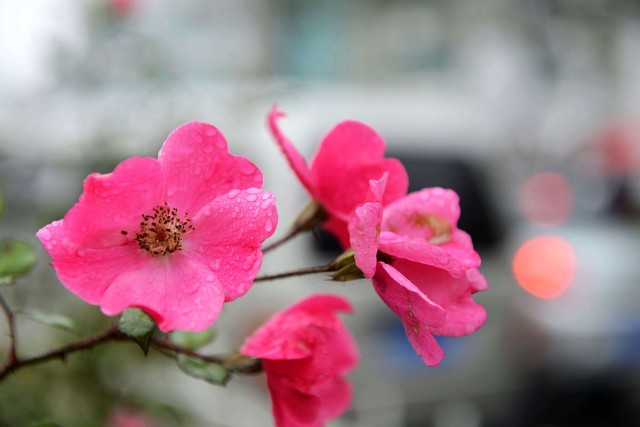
(159, 122, 264, 214)
(61, 157, 166, 248)
(373, 262, 446, 366)
(267, 105, 316, 197)
(100, 253, 225, 332)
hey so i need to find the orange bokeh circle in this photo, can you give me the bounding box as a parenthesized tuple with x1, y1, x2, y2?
(512, 236, 576, 299)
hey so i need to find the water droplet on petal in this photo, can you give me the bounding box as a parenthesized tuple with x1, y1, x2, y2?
(261, 192, 271, 200)
(247, 188, 261, 194)
(261, 199, 274, 209)
(227, 189, 241, 199)
(265, 219, 273, 232)
(205, 274, 215, 282)
(192, 132, 204, 143)
(241, 163, 256, 175)
(39, 229, 51, 241)
(204, 126, 217, 137)
(246, 194, 258, 202)
(209, 259, 221, 271)
(76, 249, 86, 257)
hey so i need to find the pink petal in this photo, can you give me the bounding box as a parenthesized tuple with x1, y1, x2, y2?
(60, 157, 166, 248)
(100, 253, 225, 332)
(188, 189, 277, 247)
(381, 188, 461, 242)
(313, 377, 354, 423)
(348, 202, 382, 278)
(267, 105, 316, 197)
(393, 259, 488, 337)
(267, 377, 322, 427)
(241, 294, 353, 360)
(185, 189, 277, 301)
(311, 121, 409, 218)
(349, 175, 388, 278)
(38, 220, 147, 305)
(379, 236, 466, 277)
(158, 122, 264, 215)
(373, 262, 446, 366)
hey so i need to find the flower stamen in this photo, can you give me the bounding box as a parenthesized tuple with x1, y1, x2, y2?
(135, 203, 195, 256)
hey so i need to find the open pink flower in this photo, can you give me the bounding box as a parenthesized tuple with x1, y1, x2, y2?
(241, 294, 358, 427)
(349, 178, 487, 366)
(37, 122, 277, 332)
(268, 105, 408, 247)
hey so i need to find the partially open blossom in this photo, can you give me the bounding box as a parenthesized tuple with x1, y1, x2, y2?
(241, 294, 358, 427)
(37, 122, 277, 332)
(349, 178, 487, 366)
(268, 105, 408, 247)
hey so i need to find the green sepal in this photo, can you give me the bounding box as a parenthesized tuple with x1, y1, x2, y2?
(170, 329, 215, 351)
(293, 200, 328, 231)
(330, 248, 364, 282)
(0, 239, 35, 280)
(118, 308, 156, 355)
(176, 355, 231, 386)
(21, 310, 79, 335)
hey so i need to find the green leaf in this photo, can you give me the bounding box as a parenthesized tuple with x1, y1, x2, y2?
(0, 239, 35, 280)
(170, 329, 215, 351)
(20, 310, 79, 334)
(118, 308, 156, 355)
(176, 355, 231, 386)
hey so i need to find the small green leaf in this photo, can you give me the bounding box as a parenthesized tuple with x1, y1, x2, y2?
(119, 308, 156, 355)
(0, 239, 35, 280)
(176, 355, 231, 386)
(170, 329, 215, 350)
(21, 310, 79, 334)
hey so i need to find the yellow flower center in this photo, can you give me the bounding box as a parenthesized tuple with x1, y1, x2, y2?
(134, 203, 194, 256)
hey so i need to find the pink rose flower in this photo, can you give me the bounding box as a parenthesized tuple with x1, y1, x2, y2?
(349, 177, 487, 366)
(268, 105, 408, 247)
(241, 294, 358, 427)
(37, 122, 277, 332)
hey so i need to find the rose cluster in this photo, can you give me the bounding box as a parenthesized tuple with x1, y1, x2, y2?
(38, 106, 487, 427)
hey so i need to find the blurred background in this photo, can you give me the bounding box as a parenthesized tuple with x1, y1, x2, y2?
(1, 0, 640, 426)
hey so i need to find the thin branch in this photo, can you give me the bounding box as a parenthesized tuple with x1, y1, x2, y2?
(0, 323, 124, 381)
(261, 227, 304, 254)
(0, 293, 17, 366)
(254, 263, 337, 282)
(149, 337, 261, 375)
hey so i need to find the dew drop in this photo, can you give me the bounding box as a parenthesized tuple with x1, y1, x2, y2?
(204, 126, 217, 137)
(205, 274, 215, 283)
(247, 188, 261, 194)
(76, 249, 86, 258)
(209, 259, 221, 271)
(261, 199, 274, 209)
(215, 138, 226, 149)
(39, 229, 51, 241)
(265, 219, 273, 232)
(241, 164, 256, 175)
(246, 194, 258, 202)
(192, 132, 204, 143)
(227, 189, 241, 199)
(261, 192, 271, 200)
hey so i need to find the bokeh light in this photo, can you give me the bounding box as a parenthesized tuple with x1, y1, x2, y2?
(512, 236, 576, 299)
(518, 172, 573, 226)
(597, 121, 640, 175)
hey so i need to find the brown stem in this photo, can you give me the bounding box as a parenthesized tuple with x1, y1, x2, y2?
(0, 293, 17, 366)
(0, 323, 124, 381)
(149, 337, 261, 375)
(254, 263, 337, 282)
(261, 227, 304, 254)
